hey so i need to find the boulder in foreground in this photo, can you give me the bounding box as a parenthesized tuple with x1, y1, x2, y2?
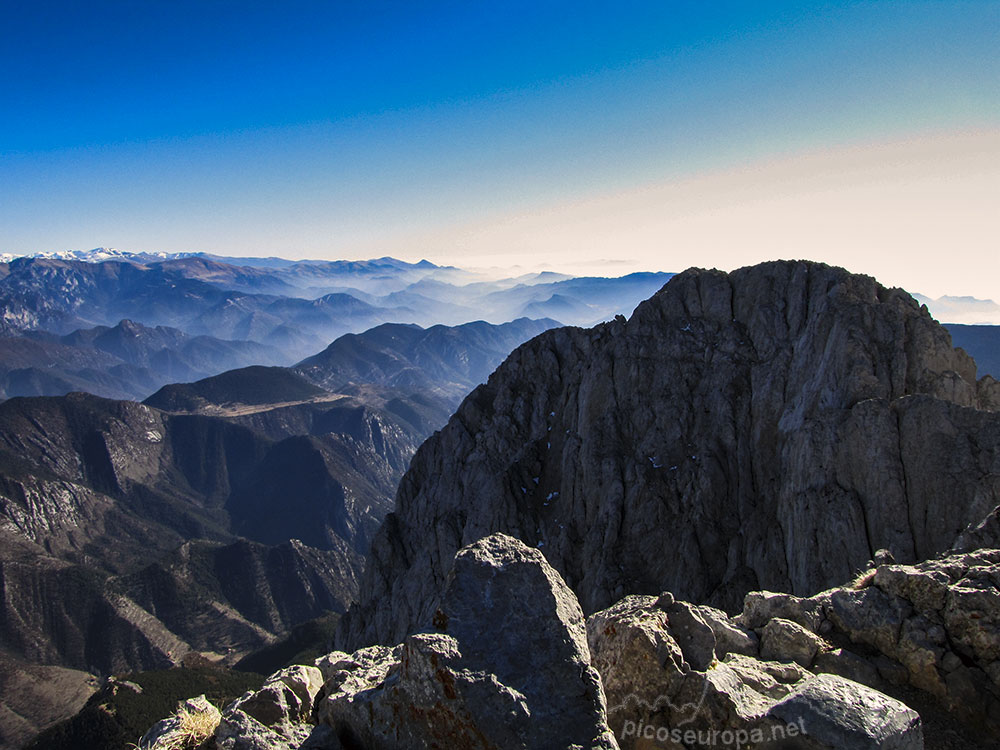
(317, 533, 618, 749)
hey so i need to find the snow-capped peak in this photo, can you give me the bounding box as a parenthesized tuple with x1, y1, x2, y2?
(0, 248, 202, 264)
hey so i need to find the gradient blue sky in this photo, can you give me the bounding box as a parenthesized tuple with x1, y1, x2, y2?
(2, 1, 997, 297)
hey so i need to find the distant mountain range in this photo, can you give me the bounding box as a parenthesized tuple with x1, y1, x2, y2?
(0, 248, 204, 264)
(0, 251, 672, 398)
(294, 318, 560, 403)
(0, 319, 286, 402)
(914, 292, 1000, 325)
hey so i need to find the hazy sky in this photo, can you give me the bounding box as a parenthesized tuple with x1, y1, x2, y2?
(2, 1, 997, 298)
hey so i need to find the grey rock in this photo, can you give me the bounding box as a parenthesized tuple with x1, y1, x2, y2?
(737, 548, 1000, 738)
(312, 651, 352, 682)
(218, 665, 330, 749)
(874, 656, 911, 686)
(739, 591, 826, 632)
(812, 648, 880, 688)
(300, 726, 339, 750)
(953, 504, 1000, 552)
(318, 533, 618, 750)
(267, 665, 324, 719)
(654, 591, 674, 608)
(873, 548, 897, 566)
(323, 632, 540, 749)
(216, 706, 336, 750)
(216, 709, 282, 750)
(231, 683, 302, 730)
(827, 586, 911, 655)
(588, 595, 800, 746)
(720, 652, 811, 699)
(586, 593, 921, 750)
(587, 595, 692, 742)
(845, 552, 1000, 704)
(661, 599, 717, 671)
(939, 553, 1000, 665)
(896, 615, 947, 695)
(941, 651, 963, 672)
(760, 617, 826, 668)
(763, 673, 923, 750)
(693, 603, 759, 658)
(874, 562, 953, 613)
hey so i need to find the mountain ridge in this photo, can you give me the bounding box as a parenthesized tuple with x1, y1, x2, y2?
(0, 254, 673, 376)
(339, 260, 1000, 650)
(0, 319, 286, 402)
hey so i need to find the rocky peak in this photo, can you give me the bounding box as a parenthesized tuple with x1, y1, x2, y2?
(339, 261, 1000, 650)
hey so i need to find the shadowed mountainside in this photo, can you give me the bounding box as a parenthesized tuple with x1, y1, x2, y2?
(295, 317, 561, 404)
(0, 319, 286, 402)
(945, 323, 1000, 380)
(0, 315, 560, 746)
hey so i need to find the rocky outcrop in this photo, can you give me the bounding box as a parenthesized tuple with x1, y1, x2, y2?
(765, 675, 923, 750)
(587, 590, 925, 749)
(316, 534, 617, 749)
(760, 617, 825, 667)
(340, 261, 1000, 649)
(158, 532, 1000, 749)
(839, 550, 1000, 733)
(728, 548, 1000, 741)
(953, 503, 1000, 552)
(216, 666, 331, 750)
(135, 671, 332, 750)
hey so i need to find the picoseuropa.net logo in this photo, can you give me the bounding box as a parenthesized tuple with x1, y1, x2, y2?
(607, 683, 807, 748)
(618, 718, 807, 748)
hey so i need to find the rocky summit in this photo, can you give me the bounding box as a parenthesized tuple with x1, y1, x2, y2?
(140, 531, 1000, 748)
(340, 260, 1000, 650)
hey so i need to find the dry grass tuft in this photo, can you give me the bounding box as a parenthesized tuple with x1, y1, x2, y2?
(850, 568, 876, 589)
(131, 698, 221, 750)
(172, 704, 219, 747)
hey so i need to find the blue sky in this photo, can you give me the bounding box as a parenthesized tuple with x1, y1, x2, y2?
(1, 1, 997, 296)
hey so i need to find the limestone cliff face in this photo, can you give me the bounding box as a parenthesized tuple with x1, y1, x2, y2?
(341, 261, 1000, 649)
